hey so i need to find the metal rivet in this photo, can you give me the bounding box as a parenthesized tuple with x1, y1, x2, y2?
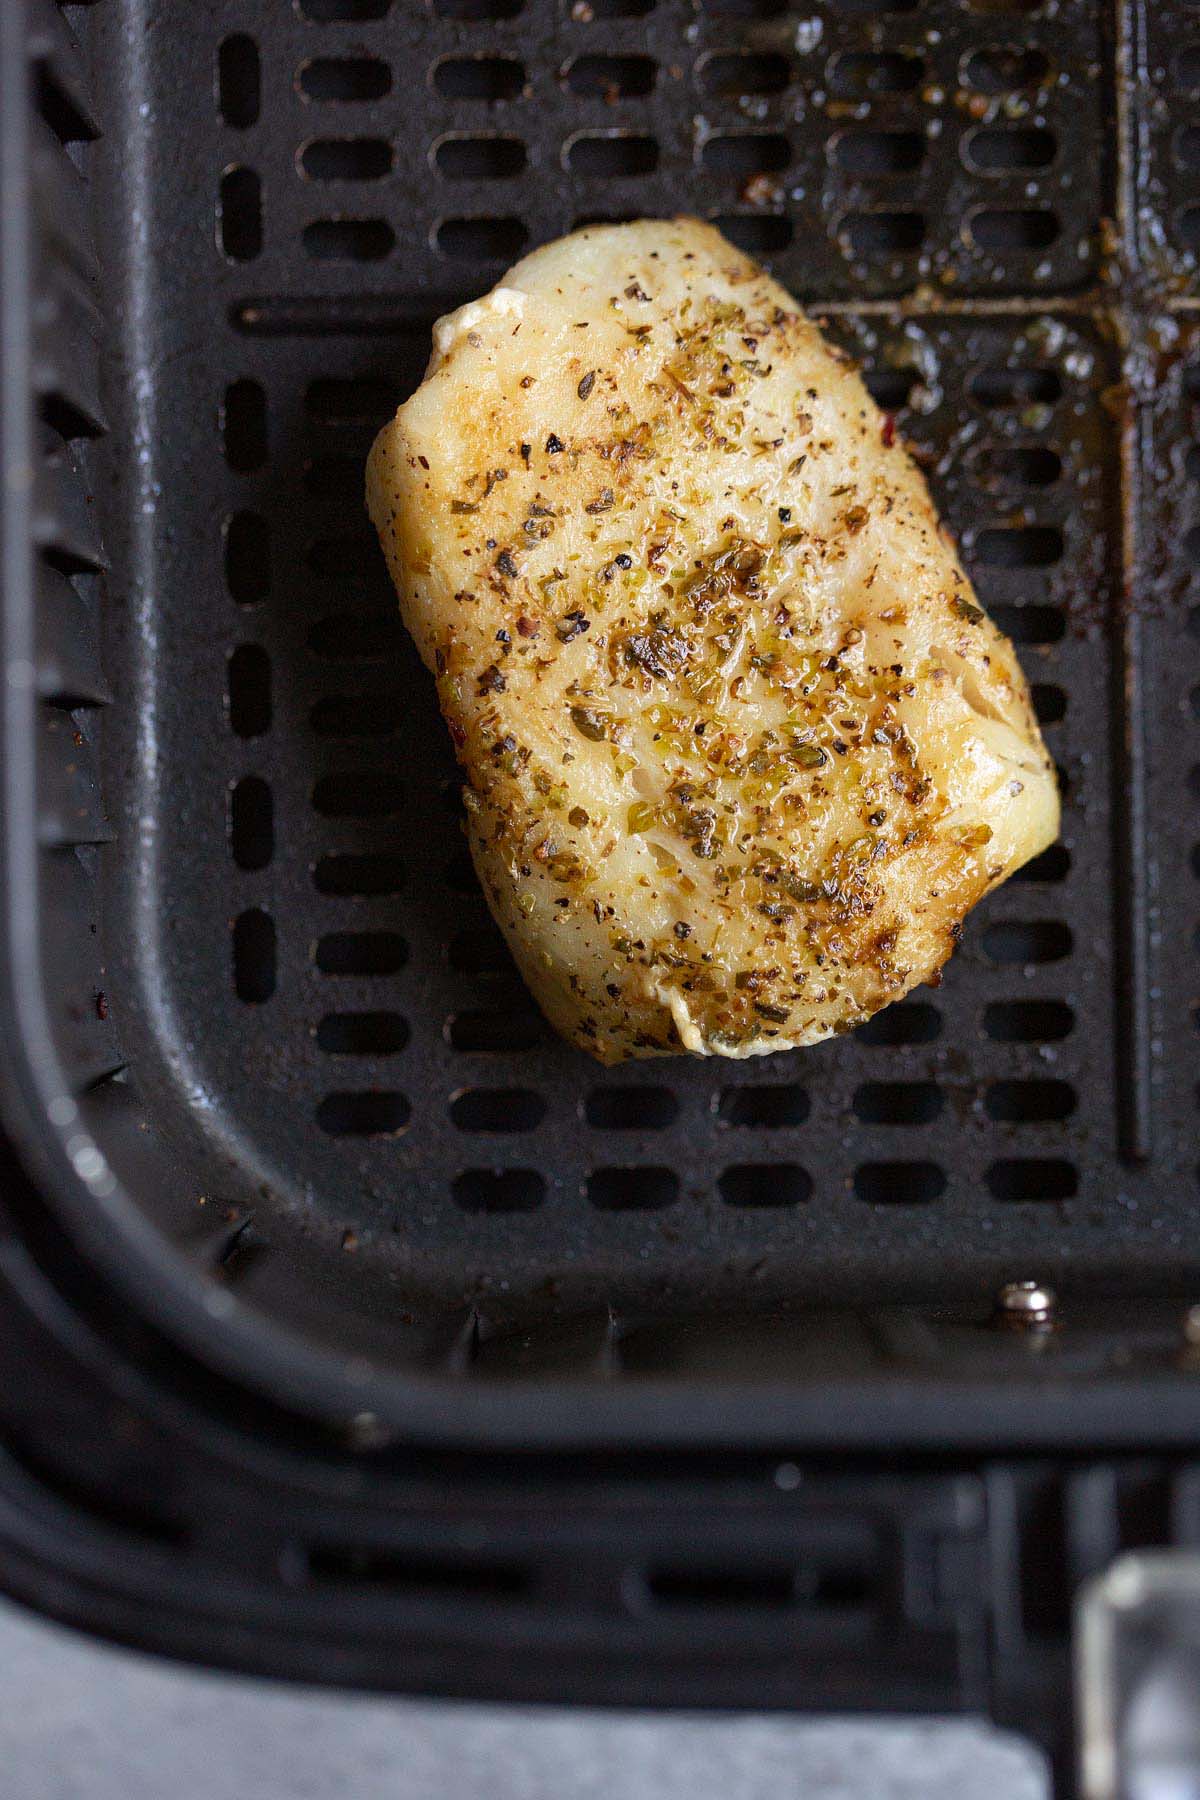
(995, 1279, 1057, 1325)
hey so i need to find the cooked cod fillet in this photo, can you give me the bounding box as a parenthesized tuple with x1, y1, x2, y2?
(367, 218, 1058, 1063)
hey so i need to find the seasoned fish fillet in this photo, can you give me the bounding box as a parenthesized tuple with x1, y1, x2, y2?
(367, 218, 1058, 1063)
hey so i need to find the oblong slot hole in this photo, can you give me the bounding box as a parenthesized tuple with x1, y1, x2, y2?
(971, 444, 1061, 488)
(828, 51, 923, 96)
(985, 1079, 1076, 1123)
(963, 47, 1050, 93)
(311, 693, 402, 738)
(219, 35, 261, 128)
(713, 214, 793, 254)
(436, 216, 528, 261)
(316, 930, 407, 974)
(314, 852, 405, 895)
(453, 1169, 544, 1211)
(1177, 208, 1200, 255)
(228, 645, 271, 738)
(312, 771, 404, 817)
(224, 512, 270, 604)
(830, 130, 925, 176)
(805, 1562, 876, 1608)
(1032, 683, 1067, 723)
(583, 0, 654, 12)
(701, 133, 790, 177)
(973, 525, 1063, 568)
(567, 55, 656, 98)
(853, 1082, 943, 1125)
(436, 135, 527, 180)
(841, 211, 925, 255)
(983, 999, 1074, 1043)
(854, 1162, 946, 1204)
(587, 1087, 679, 1129)
(223, 380, 267, 471)
(717, 1085, 809, 1128)
(645, 1566, 795, 1607)
(986, 1158, 1078, 1201)
(309, 613, 403, 659)
(964, 127, 1056, 173)
(230, 776, 273, 870)
(301, 138, 393, 181)
(719, 1164, 811, 1206)
(38, 391, 101, 448)
(567, 134, 659, 177)
(317, 1012, 408, 1054)
(702, 0, 786, 13)
(855, 1002, 941, 1045)
(588, 1167, 679, 1210)
(863, 367, 917, 410)
(1176, 47, 1200, 93)
(219, 167, 262, 262)
(317, 1092, 410, 1135)
(451, 1088, 546, 1131)
(300, 57, 392, 102)
(699, 52, 789, 97)
(1011, 842, 1070, 883)
(304, 218, 394, 260)
(449, 1008, 542, 1051)
(434, 57, 525, 102)
(969, 208, 1060, 252)
(299, 0, 391, 16)
(988, 602, 1065, 643)
(970, 365, 1062, 409)
(436, 0, 523, 16)
(38, 56, 99, 141)
(1177, 127, 1200, 172)
(982, 919, 1072, 963)
(306, 377, 397, 422)
(233, 908, 275, 1003)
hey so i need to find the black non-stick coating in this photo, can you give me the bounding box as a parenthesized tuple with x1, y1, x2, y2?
(74, 0, 1200, 1361)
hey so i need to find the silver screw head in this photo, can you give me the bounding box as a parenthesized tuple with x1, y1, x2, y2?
(995, 1279, 1057, 1324)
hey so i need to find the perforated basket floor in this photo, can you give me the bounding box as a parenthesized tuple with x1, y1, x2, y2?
(49, 0, 1200, 1348)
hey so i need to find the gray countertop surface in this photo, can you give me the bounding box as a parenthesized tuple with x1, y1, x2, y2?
(0, 1594, 1048, 1800)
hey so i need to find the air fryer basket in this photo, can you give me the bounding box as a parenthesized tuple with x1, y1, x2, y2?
(7, 0, 1200, 1418)
(9, 0, 1195, 1422)
(3, 0, 1200, 1777)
